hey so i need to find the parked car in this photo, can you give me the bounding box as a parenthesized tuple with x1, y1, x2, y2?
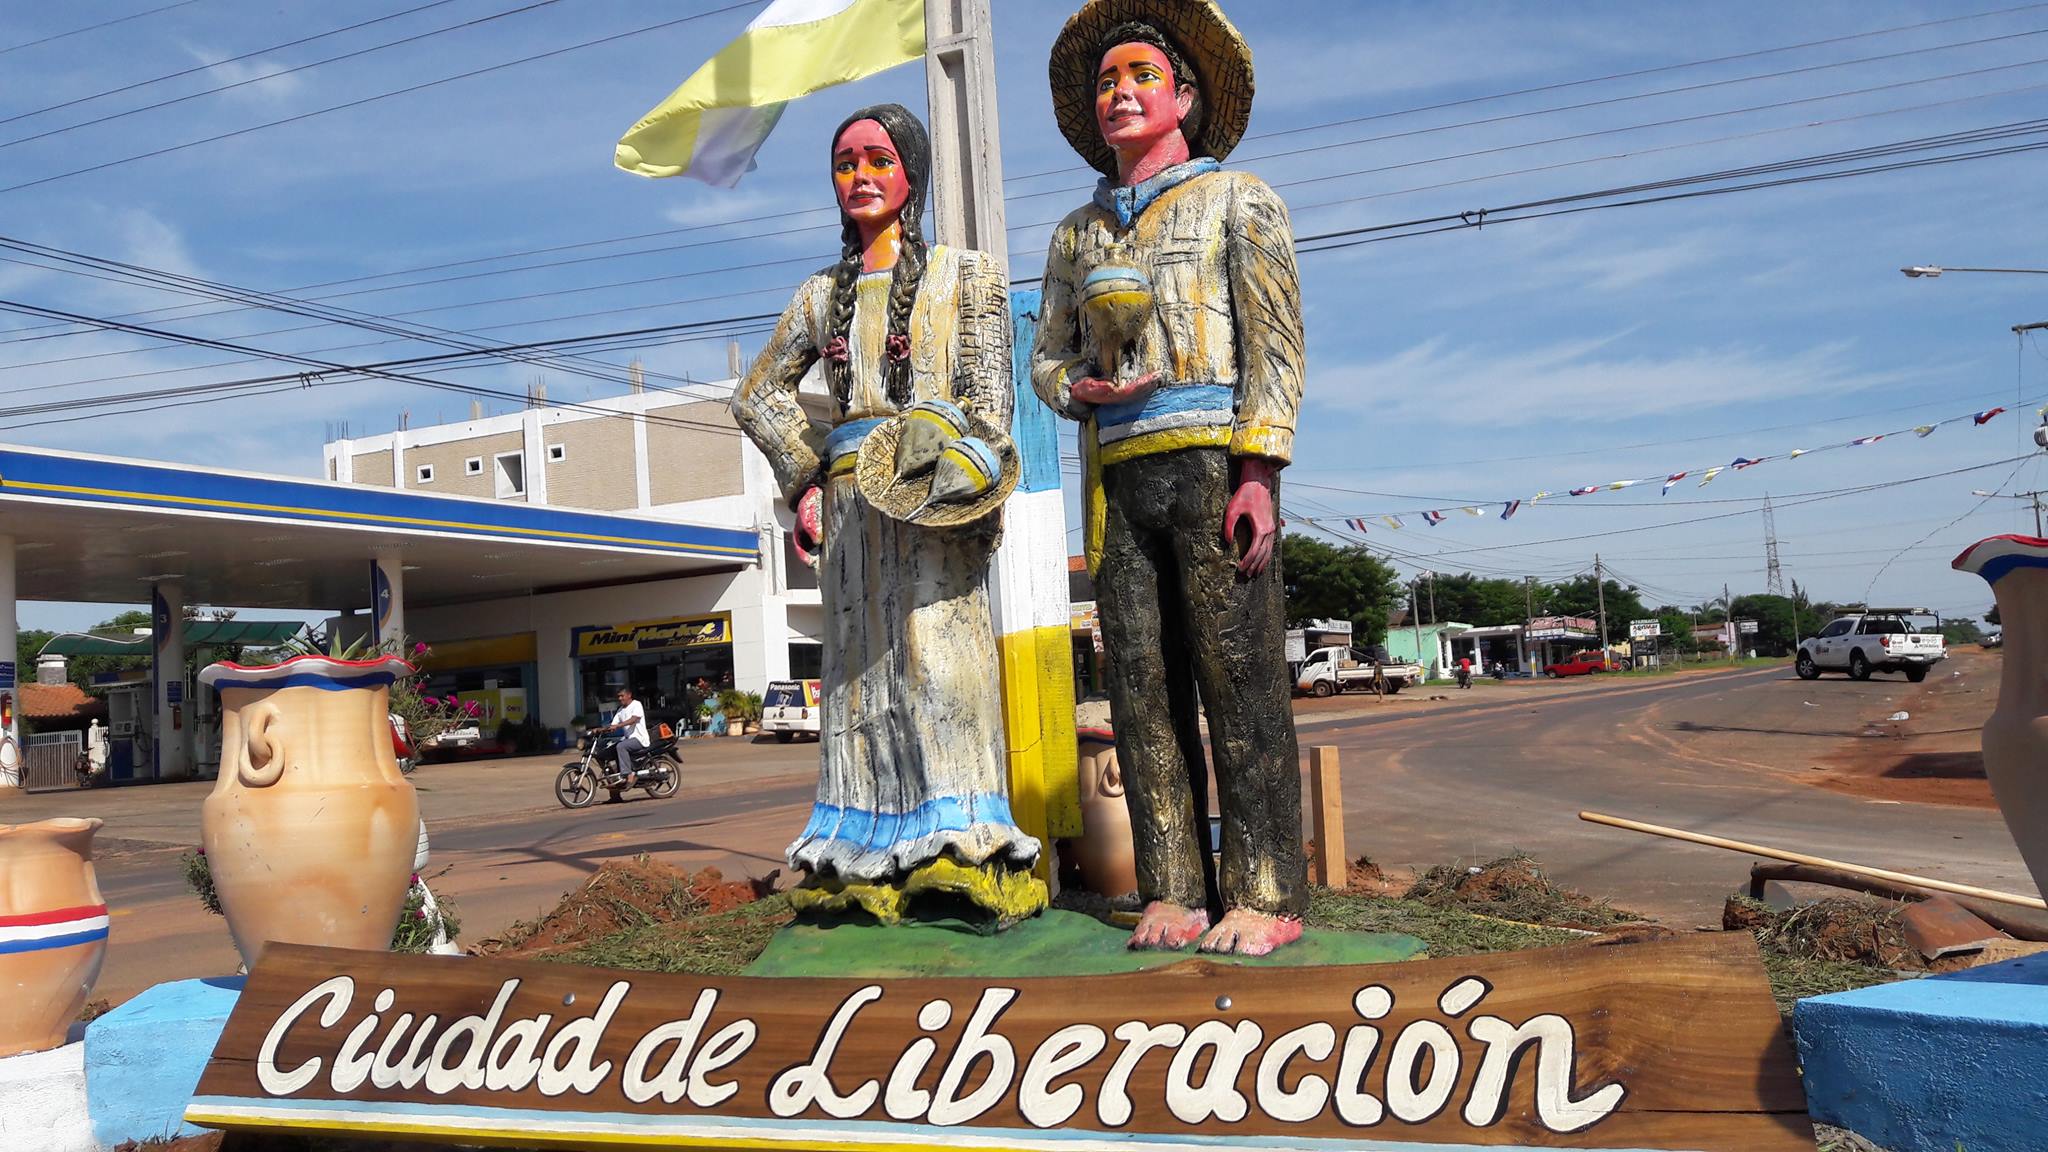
(1544, 652, 1612, 677)
(760, 679, 822, 742)
(1796, 610, 1946, 682)
(1294, 645, 1424, 697)
(1982, 632, 2005, 649)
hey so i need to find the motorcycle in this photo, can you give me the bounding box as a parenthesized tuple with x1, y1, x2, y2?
(554, 725, 681, 809)
(1455, 664, 1473, 689)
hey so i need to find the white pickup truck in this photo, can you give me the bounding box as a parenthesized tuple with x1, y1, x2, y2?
(1796, 611, 1946, 683)
(1296, 645, 1425, 697)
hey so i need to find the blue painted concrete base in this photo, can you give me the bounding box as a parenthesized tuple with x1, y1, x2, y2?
(1795, 954, 2048, 1152)
(84, 976, 242, 1147)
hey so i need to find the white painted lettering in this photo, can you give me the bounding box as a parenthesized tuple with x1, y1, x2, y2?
(1166, 1019, 1263, 1124)
(1019, 1024, 1106, 1129)
(370, 1013, 439, 1090)
(484, 1015, 549, 1092)
(623, 988, 718, 1105)
(1097, 1021, 1187, 1127)
(537, 981, 628, 1097)
(426, 980, 519, 1094)
(1334, 986, 1390, 1127)
(1386, 1020, 1458, 1123)
(1465, 1012, 1626, 1133)
(329, 987, 393, 1094)
(1254, 1022, 1334, 1123)
(686, 1018, 756, 1108)
(882, 999, 951, 1120)
(257, 976, 353, 1096)
(768, 984, 883, 1119)
(927, 989, 1018, 1127)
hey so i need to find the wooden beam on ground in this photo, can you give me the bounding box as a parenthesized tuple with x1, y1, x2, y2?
(1309, 745, 1344, 887)
(1581, 810, 2047, 911)
(1748, 861, 2048, 941)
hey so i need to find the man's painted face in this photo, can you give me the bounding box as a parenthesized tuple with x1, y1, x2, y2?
(832, 119, 910, 226)
(1095, 42, 1189, 152)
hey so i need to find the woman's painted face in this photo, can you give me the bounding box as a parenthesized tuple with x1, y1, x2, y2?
(832, 119, 910, 225)
(1095, 42, 1189, 151)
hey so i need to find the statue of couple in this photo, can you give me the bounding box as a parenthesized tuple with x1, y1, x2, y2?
(731, 0, 1309, 955)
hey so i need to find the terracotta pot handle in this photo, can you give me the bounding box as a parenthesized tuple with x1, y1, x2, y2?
(1098, 753, 1124, 799)
(239, 702, 287, 788)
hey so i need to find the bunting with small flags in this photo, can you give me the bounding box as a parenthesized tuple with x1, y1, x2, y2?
(1501, 500, 1521, 520)
(1383, 515, 1403, 530)
(1569, 486, 1600, 497)
(1423, 510, 1447, 526)
(1976, 407, 2007, 425)
(1850, 434, 1883, 446)
(1662, 471, 1686, 495)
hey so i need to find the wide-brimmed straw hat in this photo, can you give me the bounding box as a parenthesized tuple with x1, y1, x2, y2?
(856, 416, 1020, 528)
(1048, 0, 1254, 179)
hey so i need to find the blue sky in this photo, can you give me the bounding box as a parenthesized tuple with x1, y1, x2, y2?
(5, 0, 2048, 632)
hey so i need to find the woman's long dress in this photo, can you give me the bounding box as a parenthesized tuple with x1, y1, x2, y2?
(731, 245, 1041, 892)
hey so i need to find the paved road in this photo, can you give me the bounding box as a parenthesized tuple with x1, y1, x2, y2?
(55, 662, 2034, 999)
(1303, 662, 2031, 923)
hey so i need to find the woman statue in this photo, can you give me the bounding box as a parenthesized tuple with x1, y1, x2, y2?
(730, 103, 1045, 925)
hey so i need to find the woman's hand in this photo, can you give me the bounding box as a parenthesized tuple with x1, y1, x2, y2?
(1223, 457, 1280, 578)
(1069, 370, 1161, 408)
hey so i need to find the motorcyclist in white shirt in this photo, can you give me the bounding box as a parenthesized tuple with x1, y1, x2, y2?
(602, 686, 648, 790)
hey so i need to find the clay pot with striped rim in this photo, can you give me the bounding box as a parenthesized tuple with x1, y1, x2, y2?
(1955, 535, 2048, 896)
(198, 655, 419, 968)
(0, 817, 107, 1057)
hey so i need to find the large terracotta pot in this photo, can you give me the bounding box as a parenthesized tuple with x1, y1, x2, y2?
(198, 655, 419, 967)
(1075, 728, 1138, 899)
(0, 817, 107, 1057)
(1955, 535, 2048, 896)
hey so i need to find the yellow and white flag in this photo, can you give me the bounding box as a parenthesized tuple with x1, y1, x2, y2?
(614, 0, 925, 187)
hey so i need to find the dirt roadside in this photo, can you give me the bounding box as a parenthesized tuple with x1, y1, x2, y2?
(1811, 649, 1999, 809)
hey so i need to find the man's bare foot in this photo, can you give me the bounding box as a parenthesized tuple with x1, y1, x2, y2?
(1198, 908, 1304, 956)
(1128, 901, 1209, 950)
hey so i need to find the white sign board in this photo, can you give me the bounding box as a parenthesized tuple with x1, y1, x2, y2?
(1738, 620, 1759, 634)
(1628, 619, 1660, 640)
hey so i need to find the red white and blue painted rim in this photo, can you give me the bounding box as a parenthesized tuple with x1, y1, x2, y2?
(199, 654, 415, 692)
(1952, 534, 2048, 585)
(0, 903, 109, 955)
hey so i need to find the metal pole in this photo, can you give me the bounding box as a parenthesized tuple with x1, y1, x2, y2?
(1410, 582, 1423, 677)
(1594, 554, 1609, 662)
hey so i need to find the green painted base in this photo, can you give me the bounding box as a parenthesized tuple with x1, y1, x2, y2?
(746, 907, 1426, 978)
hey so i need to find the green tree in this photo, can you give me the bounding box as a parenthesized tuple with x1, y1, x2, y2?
(1429, 573, 1535, 625)
(1540, 575, 1647, 646)
(1281, 535, 1401, 643)
(17, 627, 53, 679)
(1729, 594, 1801, 656)
(1987, 604, 2002, 627)
(1941, 617, 1985, 646)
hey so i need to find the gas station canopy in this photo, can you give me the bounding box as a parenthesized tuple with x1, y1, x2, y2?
(0, 445, 759, 612)
(38, 620, 308, 656)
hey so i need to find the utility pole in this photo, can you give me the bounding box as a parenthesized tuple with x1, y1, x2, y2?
(1427, 570, 1437, 627)
(1594, 554, 1610, 661)
(1410, 581, 1424, 676)
(923, 0, 1075, 876)
(1723, 581, 1735, 662)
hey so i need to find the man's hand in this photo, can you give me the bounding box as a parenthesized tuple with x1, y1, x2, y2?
(792, 484, 823, 567)
(1223, 457, 1280, 578)
(1069, 370, 1161, 408)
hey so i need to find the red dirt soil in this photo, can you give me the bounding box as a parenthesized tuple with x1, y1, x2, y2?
(472, 857, 772, 958)
(1812, 651, 1999, 809)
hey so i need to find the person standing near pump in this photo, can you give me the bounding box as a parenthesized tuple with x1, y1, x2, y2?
(601, 686, 647, 791)
(1034, 0, 1308, 955)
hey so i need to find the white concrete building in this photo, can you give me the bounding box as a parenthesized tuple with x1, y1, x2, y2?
(322, 379, 824, 728)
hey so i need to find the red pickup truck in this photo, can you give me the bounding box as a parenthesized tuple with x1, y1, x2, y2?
(1545, 652, 1613, 677)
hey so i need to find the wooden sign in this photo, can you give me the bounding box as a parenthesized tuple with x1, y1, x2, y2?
(187, 935, 1809, 1150)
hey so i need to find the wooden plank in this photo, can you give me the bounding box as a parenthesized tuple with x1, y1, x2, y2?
(187, 934, 1808, 1150)
(1309, 745, 1344, 888)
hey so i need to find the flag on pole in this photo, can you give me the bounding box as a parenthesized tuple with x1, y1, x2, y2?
(1500, 500, 1521, 520)
(1423, 510, 1447, 526)
(1698, 466, 1722, 487)
(1383, 515, 1403, 530)
(1661, 471, 1686, 495)
(1849, 434, 1883, 446)
(614, 0, 926, 187)
(1975, 407, 2007, 425)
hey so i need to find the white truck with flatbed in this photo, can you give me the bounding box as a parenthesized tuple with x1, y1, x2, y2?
(1795, 609, 1946, 683)
(1295, 644, 1425, 697)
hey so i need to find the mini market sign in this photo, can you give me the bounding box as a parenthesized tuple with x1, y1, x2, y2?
(186, 936, 1809, 1150)
(571, 612, 731, 658)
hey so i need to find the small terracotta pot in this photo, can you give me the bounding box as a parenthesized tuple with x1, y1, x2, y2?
(1955, 536, 2048, 895)
(0, 817, 107, 1057)
(199, 656, 420, 968)
(1075, 728, 1138, 899)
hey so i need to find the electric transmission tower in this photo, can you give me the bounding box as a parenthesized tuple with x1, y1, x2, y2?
(1762, 493, 1784, 597)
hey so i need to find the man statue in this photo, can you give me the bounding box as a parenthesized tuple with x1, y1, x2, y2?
(1034, 0, 1308, 954)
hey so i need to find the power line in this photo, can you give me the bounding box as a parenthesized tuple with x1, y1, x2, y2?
(0, 1, 759, 195)
(0, 0, 561, 153)
(0, 1, 202, 58)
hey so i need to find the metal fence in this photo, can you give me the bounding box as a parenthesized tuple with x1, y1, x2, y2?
(22, 731, 81, 792)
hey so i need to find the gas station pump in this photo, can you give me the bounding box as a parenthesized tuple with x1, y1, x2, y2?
(103, 680, 154, 782)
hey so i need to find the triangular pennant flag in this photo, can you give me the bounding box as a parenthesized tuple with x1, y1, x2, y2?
(1661, 472, 1686, 495)
(1609, 479, 1639, 491)
(1346, 518, 1369, 533)
(1733, 456, 1767, 470)
(1423, 510, 1447, 526)
(1383, 515, 1403, 530)
(1500, 500, 1521, 520)
(1531, 491, 1551, 503)
(1849, 434, 1883, 446)
(1698, 467, 1723, 487)
(1975, 407, 2007, 425)
(1463, 506, 1485, 516)
(1913, 425, 1935, 437)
